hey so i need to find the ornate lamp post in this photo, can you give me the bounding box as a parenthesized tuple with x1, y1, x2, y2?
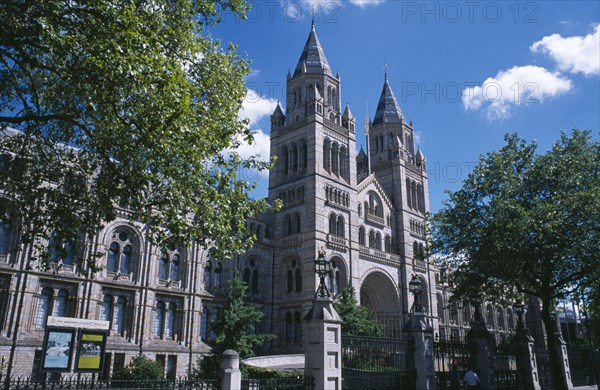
(315, 248, 330, 298)
(409, 274, 424, 313)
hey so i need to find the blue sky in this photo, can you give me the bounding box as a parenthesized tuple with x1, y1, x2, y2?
(210, 0, 600, 213)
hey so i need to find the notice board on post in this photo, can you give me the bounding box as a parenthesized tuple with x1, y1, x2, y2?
(75, 330, 107, 372)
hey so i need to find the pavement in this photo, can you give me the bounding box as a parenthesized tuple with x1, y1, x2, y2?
(575, 386, 598, 389)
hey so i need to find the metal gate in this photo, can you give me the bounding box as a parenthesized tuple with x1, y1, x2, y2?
(341, 335, 415, 390)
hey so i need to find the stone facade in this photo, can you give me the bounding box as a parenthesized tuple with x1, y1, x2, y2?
(0, 24, 441, 379)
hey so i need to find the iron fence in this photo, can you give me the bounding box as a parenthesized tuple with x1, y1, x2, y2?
(567, 346, 600, 386)
(434, 335, 471, 390)
(1, 376, 218, 390)
(494, 341, 518, 390)
(534, 348, 555, 390)
(242, 376, 313, 390)
(341, 335, 415, 390)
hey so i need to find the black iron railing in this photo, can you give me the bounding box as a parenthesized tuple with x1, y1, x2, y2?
(2, 376, 218, 390)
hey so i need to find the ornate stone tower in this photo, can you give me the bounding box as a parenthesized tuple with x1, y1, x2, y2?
(265, 24, 436, 351)
(267, 23, 357, 352)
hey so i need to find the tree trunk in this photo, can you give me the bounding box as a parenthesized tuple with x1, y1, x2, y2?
(541, 300, 568, 390)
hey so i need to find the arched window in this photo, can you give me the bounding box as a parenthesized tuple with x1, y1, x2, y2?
(358, 226, 366, 245)
(200, 306, 209, 341)
(331, 143, 339, 175)
(0, 211, 13, 257)
(154, 301, 165, 337)
(328, 214, 336, 235)
(282, 146, 289, 175)
(107, 242, 119, 272)
(384, 236, 391, 252)
(203, 261, 212, 289)
(159, 254, 169, 280)
(166, 302, 176, 339)
(496, 307, 505, 330)
(437, 294, 445, 324)
(243, 257, 260, 294)
(101, 295, 113, 323)
(170, 254, 180, 281)
(120, 244, 132, 274)
(302, 142, 308, 170)
(464, 305, 472, 326)
(486, 304, 494, 329)
(336, 215, 345, 237)
(287, 270, 294, 293)
(406, 179, 412, 208)
(285, 312, 293, 343)
(507, 309, 515, 330)
(294, 311, 302, 343)
(295, 214, 301, 234)
(291, 144, 298, 172)
(53, 289, 69, 317)
(368, 230, 375, 248)
(295, 269, 302, 292)
(107, 229, 138, 276)
(36, 287, 53, 329)
(413, 241, 420, 260)
(375, 232, 382, 250)
(323, 139, 331, 172)
(214, 262, 222, 288)
(113, 296, 127, 336)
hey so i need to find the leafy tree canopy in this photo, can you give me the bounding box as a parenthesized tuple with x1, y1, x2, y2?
(334, 286, 384, 337)
(432, 129, 599, 390)
(433, 129, 599, 303)
(192, 271, 273, 379)
(0, 0, 273, 269)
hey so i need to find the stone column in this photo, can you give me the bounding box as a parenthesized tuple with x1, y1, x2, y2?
(514, 323, 541, 390)
(304, 296, 343, 390)
(404, 311, 435, 390)
(221, 349, 241, 390)
(467, 304, 497, 390)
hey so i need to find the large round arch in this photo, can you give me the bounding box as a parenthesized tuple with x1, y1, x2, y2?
(359, 270, 401, 337)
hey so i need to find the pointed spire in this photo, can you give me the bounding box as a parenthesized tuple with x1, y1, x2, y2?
(342, 102, 353, 120)
(293, 24, 332, 77)
(372, 76, 403, 126)
(272, 102, 284, 118)
(311, 84, 322, 101)
(416, 148, 426, 163)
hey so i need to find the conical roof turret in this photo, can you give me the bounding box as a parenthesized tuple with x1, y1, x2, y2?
(342, 103, 354, 120)
(293, 24, 332, 77)
(372, 76, 403, 126)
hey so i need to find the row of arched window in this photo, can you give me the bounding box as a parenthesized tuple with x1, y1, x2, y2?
(283, 213, 301, 237)
(35, 287, 72, 329)
(281, 141, 308, 176)
(358, 226, 393, 252)
(154, 300, 179, 340)
(410, 219, 426, 237)
(437, 296, 516, 332)
(328, 213, 345, 238)
(101, 294, 130, 337)
(277, 185, 305, 206)
(242, 258, 260, 294)
(325, 186, 349, 208)
(406, 179, 425, 213)
(203, 259, 222, 290)
(323, 139, 350, 181)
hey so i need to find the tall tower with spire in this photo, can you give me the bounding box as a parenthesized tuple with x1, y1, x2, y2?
(258, 24, 436, 353)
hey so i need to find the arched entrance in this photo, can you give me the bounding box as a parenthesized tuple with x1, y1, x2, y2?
(360, 271, 402, 337)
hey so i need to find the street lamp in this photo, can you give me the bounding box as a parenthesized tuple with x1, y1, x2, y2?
(409, 274, 424, 313)
(315, 248, 330, 298)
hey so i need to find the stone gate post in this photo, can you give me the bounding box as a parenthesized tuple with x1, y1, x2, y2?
(515, 327, 542, 390)
(467, 303, 497, 390)
(221, 349, 241, 390)
(304, 296, 343, 390)
(405, 311, 435, 390)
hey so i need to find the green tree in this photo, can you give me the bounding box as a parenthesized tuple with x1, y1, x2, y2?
(112, 355, 164, 386)
(0, 0, 273, 269)
(193, 271, 274, 379)
(433, 130, 599, 390)
(335, 286, 384, 337)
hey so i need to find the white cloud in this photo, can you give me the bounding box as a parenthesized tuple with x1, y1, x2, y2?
(462, 65, 572, 120)
(348, 0, 385, 8)
(240, 89, 278, 127)
(530, 24, 600, 76)
(233, 89, 277, 162)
